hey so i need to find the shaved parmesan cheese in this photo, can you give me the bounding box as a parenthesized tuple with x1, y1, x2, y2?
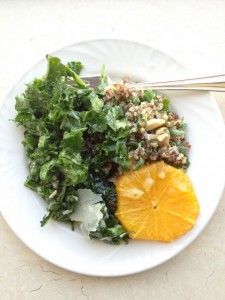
(70, 189, 105, 236)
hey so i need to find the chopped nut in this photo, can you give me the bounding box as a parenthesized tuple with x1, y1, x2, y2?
(146, 119, 165, 132)
(155, 127, 170, 146)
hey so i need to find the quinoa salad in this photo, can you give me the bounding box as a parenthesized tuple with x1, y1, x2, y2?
(14, 55, 191, 244)
(104, 82, 190, 172)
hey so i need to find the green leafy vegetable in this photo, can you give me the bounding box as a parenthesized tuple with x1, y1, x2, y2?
(163, 98, 170, 110)
(169, 127, 185, 136)
(144, 90, 156, 102)
(14, 55, 132, 244)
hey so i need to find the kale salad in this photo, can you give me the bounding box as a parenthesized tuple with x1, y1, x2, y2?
(15, 55, 190, 244)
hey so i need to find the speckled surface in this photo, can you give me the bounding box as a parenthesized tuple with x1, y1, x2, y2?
(0, 1, 225, 299)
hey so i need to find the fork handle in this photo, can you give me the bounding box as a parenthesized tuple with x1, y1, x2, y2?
(126, 74, 225, 92)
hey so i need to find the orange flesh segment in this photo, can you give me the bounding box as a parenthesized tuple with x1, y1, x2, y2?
(115, 161, 200, 242)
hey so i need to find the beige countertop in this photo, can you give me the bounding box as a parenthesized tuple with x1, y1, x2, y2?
(0, 1, 225, 299)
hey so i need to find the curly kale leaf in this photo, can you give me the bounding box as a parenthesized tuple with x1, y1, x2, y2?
(15, 55, 130, 244)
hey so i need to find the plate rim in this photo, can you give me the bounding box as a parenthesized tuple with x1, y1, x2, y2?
(1, 38, 225, 277)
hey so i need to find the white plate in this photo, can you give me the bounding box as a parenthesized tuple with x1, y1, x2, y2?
(0, 39, 225, 277)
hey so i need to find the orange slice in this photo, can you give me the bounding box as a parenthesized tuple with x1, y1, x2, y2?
(115, 161, 199, 242)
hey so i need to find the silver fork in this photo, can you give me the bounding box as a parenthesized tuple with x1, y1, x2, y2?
(80, 74, 225, 92)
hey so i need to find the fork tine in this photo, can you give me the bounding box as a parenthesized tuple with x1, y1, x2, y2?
(80, 75, 113, 89)
(80, 75, 102, 89)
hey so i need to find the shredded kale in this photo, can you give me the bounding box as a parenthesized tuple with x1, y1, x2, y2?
(15, 55, 131, 244)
